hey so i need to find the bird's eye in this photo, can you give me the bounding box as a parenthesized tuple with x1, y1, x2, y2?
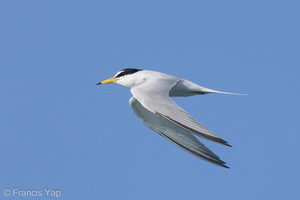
(114, 68, 141, 78)
(115, 72, 125, 78)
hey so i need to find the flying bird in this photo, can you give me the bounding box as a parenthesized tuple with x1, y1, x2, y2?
(97, 68, 243, 168)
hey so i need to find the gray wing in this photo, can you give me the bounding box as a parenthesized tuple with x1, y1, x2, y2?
(129, 97, 229, 168)
(130, 76, 231, 147)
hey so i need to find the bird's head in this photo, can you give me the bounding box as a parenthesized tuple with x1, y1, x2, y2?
(97, 68, 143, 88)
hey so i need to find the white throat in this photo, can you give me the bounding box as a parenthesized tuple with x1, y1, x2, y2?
(115, 71, 146, 89)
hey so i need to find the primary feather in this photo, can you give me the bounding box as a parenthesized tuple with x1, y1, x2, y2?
(130, 97, 229, 168)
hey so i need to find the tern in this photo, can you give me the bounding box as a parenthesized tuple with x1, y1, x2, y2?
(97, 68, 243, 168)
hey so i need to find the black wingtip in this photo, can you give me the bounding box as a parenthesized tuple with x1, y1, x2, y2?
(223, 165, 230, 169)
(96, 82, 101, 85)
(218, 138, 232, 147)
(218, 160, 230, 169)
(225, 143, 233, 147)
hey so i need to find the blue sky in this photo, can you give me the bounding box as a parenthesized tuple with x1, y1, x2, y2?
(1, 0, 299, 199)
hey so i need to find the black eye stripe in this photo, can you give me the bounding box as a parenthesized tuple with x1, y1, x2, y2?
(114, 68, 142, 78)
(115, 72, 125, 78)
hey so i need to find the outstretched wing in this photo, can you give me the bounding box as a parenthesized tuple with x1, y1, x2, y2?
(129, 97, 229, 168)
(130, 75, 231, 146)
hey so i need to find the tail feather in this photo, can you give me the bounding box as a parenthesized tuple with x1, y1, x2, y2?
(197, 87, 247, 96)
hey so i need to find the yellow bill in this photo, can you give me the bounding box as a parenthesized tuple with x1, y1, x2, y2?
(96, 77, 118, 85)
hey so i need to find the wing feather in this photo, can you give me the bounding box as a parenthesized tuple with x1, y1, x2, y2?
(130, 76, 231, 146)
(129, 97, 229, 168)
